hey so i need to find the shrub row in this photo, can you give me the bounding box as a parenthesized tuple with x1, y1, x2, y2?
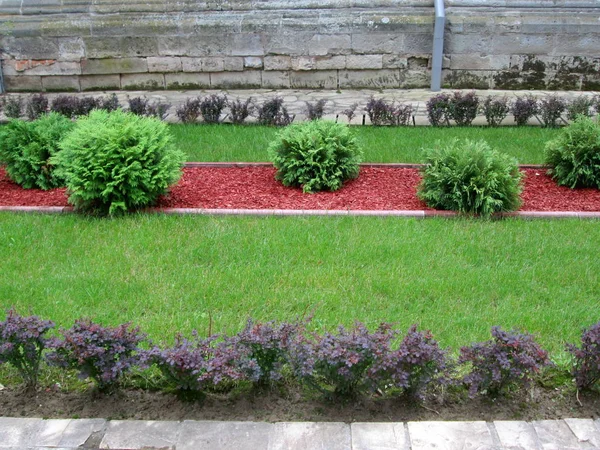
(0, 110, 185, 215)
(2, 92, 598, 127)
(2, 310, 599, 400)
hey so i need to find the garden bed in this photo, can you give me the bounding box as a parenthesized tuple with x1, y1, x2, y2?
(1, 166, 600, 212)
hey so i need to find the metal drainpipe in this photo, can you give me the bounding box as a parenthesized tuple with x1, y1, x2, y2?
(430, 0, 445, 91)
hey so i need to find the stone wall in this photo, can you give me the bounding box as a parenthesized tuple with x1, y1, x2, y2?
(0, 0, 598, 92)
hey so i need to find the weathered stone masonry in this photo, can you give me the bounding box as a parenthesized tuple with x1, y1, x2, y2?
(0, 0, 598, 93)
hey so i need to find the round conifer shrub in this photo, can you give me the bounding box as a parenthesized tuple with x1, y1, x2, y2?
(268, 120, 362, 193)
(54, 109, 185, 215)
(544, 116, 600, 189)
(418, 139, 523, 218)
(0, 113, 74, 190)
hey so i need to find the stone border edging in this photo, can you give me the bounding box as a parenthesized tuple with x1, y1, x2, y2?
(1, 205, 599, 219)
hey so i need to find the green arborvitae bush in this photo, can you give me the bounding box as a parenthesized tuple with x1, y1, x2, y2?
(544, 116, 600, 189)
(0, 113, 74, 189)
(53, 109, 185, 215)
(418, 139, 523, 218)
(268, 120, 362, 193)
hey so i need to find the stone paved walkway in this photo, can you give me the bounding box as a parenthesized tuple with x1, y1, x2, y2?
(1, 417, 600, 449)
(2, 88, 597, 125)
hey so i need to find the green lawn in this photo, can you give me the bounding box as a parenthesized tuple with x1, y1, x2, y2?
(171, 124, 561, 164)
(1, 213, 597, 357)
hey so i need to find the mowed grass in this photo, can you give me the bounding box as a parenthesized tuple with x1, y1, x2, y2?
(1, 213, 598, 356)
(171, 124, 561, 164)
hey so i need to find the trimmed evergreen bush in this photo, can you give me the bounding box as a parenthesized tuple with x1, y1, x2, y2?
(544, 116, 600, 189)
(418, 139, 523, 217)
(0, 113, 74, 189)
(268, 120, 362, 193)
(53, 109, 185, 215)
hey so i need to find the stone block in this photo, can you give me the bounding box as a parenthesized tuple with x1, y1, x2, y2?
(346, 55, 383, 70)
(262, 71, 290, 89)
(308, 34, 352, 56)
(383, 55, 408, 69)
(407, 421, 496, 450)
(40, 16, 92, 37)
(177, 420, 273, 450)
(4, 75, 43, 92)
(147, 56, 182, 72)
(80, 74, 121, 91)
(315, 56, 346, 70)
(4, 60, 81, 76)
(84, 37, 159, 59)
(224, 57, 245, 72)
(121, 73, 165, 90)
(42, 75, 81, 92)
(494, 421, 541, 450)
(264, 32, 314, 56)
(450, 54, 511, 71)
(81, 58, 148, 75)
(0, 417, 42, 447)
(165, 73, 211, 90)
(265, 55, 292, 71)
(339, 69, 401, 89)
(491, 34, 554, 56)
(2, 37, 60, 60)
(351, 422, 409, 450)
(231, 33, 265, 56)
(202, 57, 225, 72)
(34, 419, 72, 447)
(564, 419, 600, 448)
(244, 56, 263, 69)
(403, 33, 432, 53)
(158, 35, 232, 57)
(290, 70, 337, 89)
(181, 57, 204, 72)
(351, 33, 403, 54)
(210, 71, 262, 89)
(532, 420, 584, 450)
(292, 56, 316, 71)
(446, 34, 494, 55)
(100, 420, 180, 449)
(270, 422, 351, 450)
(58, 37, 86, 60)
(57, 419, 106, 447)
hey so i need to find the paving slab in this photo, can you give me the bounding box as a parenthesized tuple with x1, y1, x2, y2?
(532, 420, 591, 450)
(58, 418, 106, 447)
(0, 417, 42, 448)
(494, 421, 542, 450)
(268, 422, 351, 450)
(177, 420, 272, 450)
(408, 421, 499, 450)
(99, 420, 181, 450)
(564, 419, 600, 448)
(33, 419, 72, 447)
(351, 422, 409, 450)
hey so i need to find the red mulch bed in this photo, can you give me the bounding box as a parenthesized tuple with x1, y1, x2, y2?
(1, 166, 600, 211)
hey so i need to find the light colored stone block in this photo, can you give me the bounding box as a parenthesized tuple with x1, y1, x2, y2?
(58, 418, 106, 447)
(81, 58, 148, 75)
(80, 74, 121, 91)
(262, 71, 290, 88)
(0, 417, 42, 447)
(315, 56, 346, 70)
(494, 421, 542, 450)
(264, 56, 292, 71)
(351, 422, 409, 450)
(532, 420, 584, 450)
(292, 56, 316, 71)
(177, 420, 272, 450)
(121, 73, 165, 90)
(269, 422, 351, 450)
(202, 57, 225, 72)
(210, 71, 262, 89)
(224, 57, 244, 72)
(564, 419, 600, 448)
(100, 420, 180, 450)
(408, 421, 496, 450)
(58, 37, 85, 60)
(244, 56, 263, 69)
(351, 33, 403, 54)
(165, 73, 210, 89)
(290, 70, 337, 89)
(84, 37, 158, 59)
(346, 55, 383, 70)
(3, 60, 81, 76)
(308, 34, 352, 56)
(42, 75, 81, 92)
(147, 56, 182, 72)
(4, 75, 43, 92)
(340, 69, 401, 89)
(181, 57, 203, 72)
(383, 55, 408, 69)
(34, 419, 72, 447)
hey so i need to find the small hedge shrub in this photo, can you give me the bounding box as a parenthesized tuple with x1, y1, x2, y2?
(459, 327, 550, 397)
(418, 139, 523, 218)
(0, 113, 74, 189)
(544, 116, 600, 189)
(0, 310, 54, 389)
(54, 109, 185, 215)
(268, 120, 362, 193)
(567, 322, 600, 390)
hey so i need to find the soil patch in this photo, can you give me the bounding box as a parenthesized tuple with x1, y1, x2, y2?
(1, 384, 598, 422)
(1, 166, 600, 212)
